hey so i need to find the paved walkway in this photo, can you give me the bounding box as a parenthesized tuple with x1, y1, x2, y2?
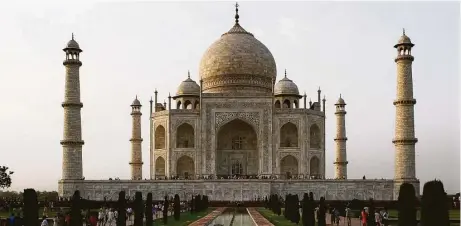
(247, 208, 274, 226)
(325, 213, 361, 226)
(188, 207, 226, 226)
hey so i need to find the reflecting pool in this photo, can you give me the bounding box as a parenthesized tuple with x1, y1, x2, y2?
(209, 208, 255, 226)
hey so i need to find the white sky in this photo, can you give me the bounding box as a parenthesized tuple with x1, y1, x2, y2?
(0, 1, 459, 194)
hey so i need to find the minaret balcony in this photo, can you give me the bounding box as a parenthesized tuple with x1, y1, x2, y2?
(60, 139, 84, 145)
(62, 102, 83, 108)
(129, 138, 143, 142)
(63, 59, 82, 66)
(392, 138, 418, 144)
(393, 99, 416, 106)
(394, 55, 414, 62)
(333, 137, 348, 141)
(333, 161, 348, 165)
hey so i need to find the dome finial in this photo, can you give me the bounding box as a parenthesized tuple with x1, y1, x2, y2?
(402, 28, 405, 36)
(187, 70, 190, 78)
(340, 93, 342, 98)
(235, 2, 240, 24)
(284, 69, 287, 78)
(72, 33, 74, 40)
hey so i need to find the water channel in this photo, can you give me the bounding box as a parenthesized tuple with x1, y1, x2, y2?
(208, 208, 255, 226)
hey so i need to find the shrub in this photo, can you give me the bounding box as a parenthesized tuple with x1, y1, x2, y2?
(145, 193, 153, 226)
(70, 191, 82, 226)
(23, 189, 39, 226)
(174, 194, 180, 221)
(421, 180, 450, 226)
(117, 191, 127, 226)
(134, 192, 144, 226)
(397, 183, 417, 226)
(163, 195, 169, 225)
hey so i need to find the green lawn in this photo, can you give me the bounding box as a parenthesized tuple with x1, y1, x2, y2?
(257, 208, 305, 226)
(386, 209, 460, 220)
(151, 209, 214, 226)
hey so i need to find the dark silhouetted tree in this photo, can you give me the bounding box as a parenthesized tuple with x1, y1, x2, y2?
(163, 195, 169, 225)
(145, 193, 153, 226)
(398, 183, 417, 226)
(117, 191, 127, 226)
(70, 191, 83, 226)
(134, 192, 144, 226)
(293, 194, 300, 224)
(317, 197, 326, 226)
(0, 166, 13, 189)
(23, 189, 39, 226)
(174, 194, 180, 221)
(421, 180, 450, 226)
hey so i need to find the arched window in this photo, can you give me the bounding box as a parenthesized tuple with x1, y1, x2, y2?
(280, 155, 298, 179)
(176, 123, 194, 148)
(176, 155, 194, 178)
(310, 156, 320, 176)
(280, 122, 298, 147)
(283, 99, 291, 108)
(310, 124, 321, 148)
(176, 101, 182, 109)
(155, 125, 166, 149)
(184, 100, 192, 109)
(194, 101, 200, 109)
(293, 100, 298, 109)
(275, 100, 281, 108)
(155, 157, 165, 176)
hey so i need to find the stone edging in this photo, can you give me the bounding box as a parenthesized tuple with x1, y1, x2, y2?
(189, 207, 226, 226)
(247, 208, 274, 226)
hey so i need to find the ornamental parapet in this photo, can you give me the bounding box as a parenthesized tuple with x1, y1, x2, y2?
(394, 55, 414, 62)
(393, 99, 416, 106)
(392, 138, 418, 144)
(63, 59, 82, 66)
(275, 108, 324, 116)
(62, 102, 83, 108)
(60, 140, 84, 145)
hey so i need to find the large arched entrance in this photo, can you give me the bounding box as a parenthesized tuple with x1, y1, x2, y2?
(176, 155, 194, 178)
(216, 119, 258, 177)
(310, 156, 320, 178)
(280, 155, 298, 179)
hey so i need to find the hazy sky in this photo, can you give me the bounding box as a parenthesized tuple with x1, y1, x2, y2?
(0, 1, 459, 193)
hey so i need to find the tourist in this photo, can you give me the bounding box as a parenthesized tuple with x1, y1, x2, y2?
(97, 208, 105, 226)
(381, 208, 389, 226)
(361, 207, 368, 226)
(41, 216, 48, 226)
(126, 207, 133, 221)
(345, 206, 352, 226)
(334, 208, 340, 225)
(330, 207, 336, 224)
(375, 208, 382, 226)
(8, 213, 15, 226)
(107, 208, 115, 225)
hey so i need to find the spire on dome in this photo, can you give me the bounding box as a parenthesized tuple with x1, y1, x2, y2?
(72, 33, 74, 40)
(235, 2, 240, 24)
(403, 28, 405, 36)
(188, 70, 190, 78)
(284, 69, 287, 78)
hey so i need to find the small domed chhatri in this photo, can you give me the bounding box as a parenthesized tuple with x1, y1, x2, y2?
(274, 69, 300, 96)
(199, 3, 276, 94)
(176, 71, 200, 96)
(65, 33, 81, 50)
(131, 96, 141, 106)
(335, 94, 346, 105)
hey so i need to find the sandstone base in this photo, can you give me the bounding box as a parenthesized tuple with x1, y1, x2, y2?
(58, 179, 415, 201)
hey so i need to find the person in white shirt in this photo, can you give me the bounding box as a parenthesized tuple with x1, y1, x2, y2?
(41, 216, 48, 226)
(107, 209, 115, 226)
(127, 207, 133, 222)
(375, 210, 382, 226)
(98, 209, 105, 226)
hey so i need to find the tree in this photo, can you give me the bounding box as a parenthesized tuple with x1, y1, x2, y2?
(163, 195, 169, 225)
(293, 194, 300, 224)
(421, 180, 450, 226)
(367, 198, 376, 226)
(302, 193, 309, 226)
(117, 191, 127, 226)
(308, 192, 316, 226)
(134, 192, 144, 226)
(70, 191, 83, 226)
(284, 194, 290, 219)
(0, 166, 14, 189)
(190, 195, 195, 213)
(398, 183, 417, 226)
(174, 194, 180, 221)
(23, 189, 38, 226)
(317, 197, 326, 226)
(145, 193, 153, 226)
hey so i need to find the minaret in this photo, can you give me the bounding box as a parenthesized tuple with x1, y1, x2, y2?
(333, 94, 348, 179)
(129, 96, 143, 180)
(393, 29, 418, 181)
(61, 34, 84, 180)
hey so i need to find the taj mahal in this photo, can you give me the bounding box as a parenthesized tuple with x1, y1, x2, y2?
(58, 5, 420, 201)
